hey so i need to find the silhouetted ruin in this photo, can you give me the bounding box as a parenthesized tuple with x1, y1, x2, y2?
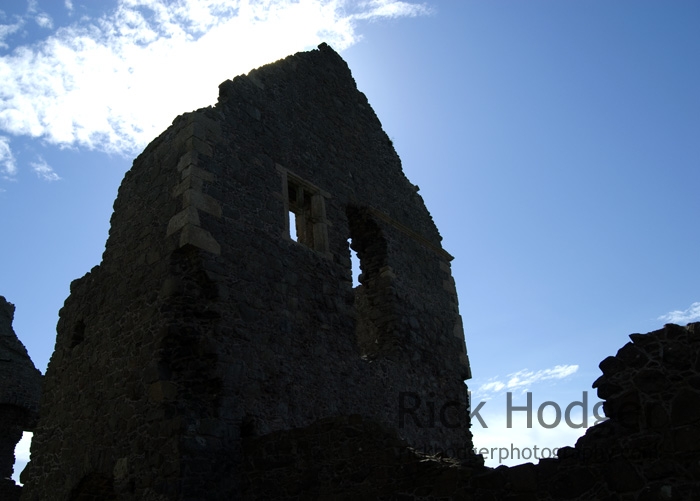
(10, 44, 700, 499)
(0, 297, 41, 501)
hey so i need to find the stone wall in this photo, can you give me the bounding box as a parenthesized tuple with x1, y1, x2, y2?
(240, 323, 700, 499)
(0, 296, 42, 501)
(17, 44, 700, 499)
(20, 44, 474, 500)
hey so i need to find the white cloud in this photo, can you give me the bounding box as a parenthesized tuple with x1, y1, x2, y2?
(31, 156, 61, 181)
(354, 0, 431, 20)
(0, 0, 430, 163)
(0, 16, 24, 49)
(65, 0, 74, 12)
(474, 364, 579, 398)
(478, 381, 505, 394)
(0, 135, 16, 177)
(658, 302, 700, 324)
(35, 12, 54, 29)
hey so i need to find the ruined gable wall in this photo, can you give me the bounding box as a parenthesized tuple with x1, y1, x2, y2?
(203, 43, 471, 449)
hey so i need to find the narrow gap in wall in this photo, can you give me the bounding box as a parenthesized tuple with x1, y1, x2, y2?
(12, 431, 33, 486)
(289, 210, 298, 241)
(348, 238, 360, 287)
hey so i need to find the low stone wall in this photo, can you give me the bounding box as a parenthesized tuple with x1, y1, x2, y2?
(241, 323, 700, 499)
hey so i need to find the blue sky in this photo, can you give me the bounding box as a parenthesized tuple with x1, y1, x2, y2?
(2, 0, 699, 475)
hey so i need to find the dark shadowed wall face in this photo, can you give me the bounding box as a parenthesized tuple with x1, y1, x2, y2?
(0, 296, 42, 501)
(20, 44, 473, 500)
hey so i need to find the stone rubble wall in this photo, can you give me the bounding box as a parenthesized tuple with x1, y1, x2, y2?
(20, 44, 475, 500)
(0, 297, 42, 501)
(0, 297, 42, 419)
(16, 43, 698, 499)
(240, 323, 700, 499)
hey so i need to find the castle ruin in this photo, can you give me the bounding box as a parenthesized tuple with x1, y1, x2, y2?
(9, 44, 700, 499)
(20, 43, 473, 499)
(0, 296, 42, 501)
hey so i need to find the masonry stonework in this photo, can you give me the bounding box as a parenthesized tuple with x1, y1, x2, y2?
(239, 323, 700, 499)
(21, 44, 473, 499)
(0, 296, 42, 501)
(15, 44, 700, 499)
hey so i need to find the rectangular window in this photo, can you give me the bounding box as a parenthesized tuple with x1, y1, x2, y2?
(278, 166, 330, 254)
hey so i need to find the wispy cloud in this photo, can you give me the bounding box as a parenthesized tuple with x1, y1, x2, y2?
(354, 0, 431, 19)
(658, 302, 700, 324)
(474, 364, 579, 398)
(34, 12, 54, 30)
(0, 136, 16, 177)
(0, 13, 24, 49)
(31, 157, 61, 181)
(0, 0, 430, 168)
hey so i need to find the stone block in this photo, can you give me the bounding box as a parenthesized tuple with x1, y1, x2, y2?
(172, 174, 204, 197)
(166, 206, 200, 236)
(670, 389, 700, 426)
(179, 224, 220, 255)
(176, 151, 198, 172)
(182, 189, 222, 217)
(148, 381, 177, 402)
(180, 165, 214, 183)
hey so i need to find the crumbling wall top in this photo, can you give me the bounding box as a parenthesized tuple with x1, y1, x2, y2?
(0, 295, 43, 419)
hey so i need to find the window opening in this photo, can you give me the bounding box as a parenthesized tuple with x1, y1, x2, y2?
(287, 180, 314, 247)
(347, 238, 360, 287)
(347, 207, 397, 357)
(12, 431, 32, 485)
(288, 211, 298, 241)
(284, 173, 329, 253)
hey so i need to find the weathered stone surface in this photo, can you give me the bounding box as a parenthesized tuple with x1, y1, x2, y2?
(20, 44, 473, 500)
(0, 296, 42, 501)
(233, 322, 700, 499)
(633, 368, 669, 393)
(599, 355, 624, 376)
(670, 389, 700, 426)
(0, 297, 41, 419)
(13, 44, 700, 500)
